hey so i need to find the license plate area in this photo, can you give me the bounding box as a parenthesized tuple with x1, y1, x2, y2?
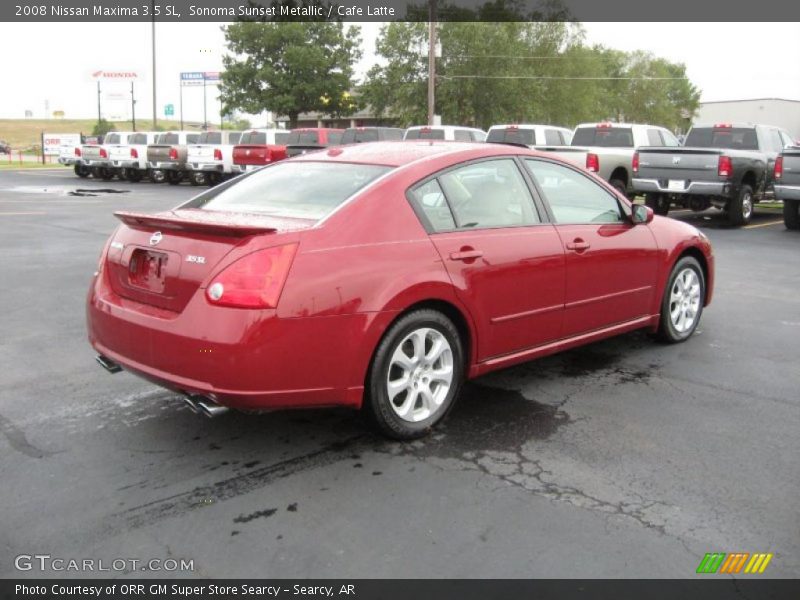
(129, 249, 168, 293)
(668, 179, 686, 191)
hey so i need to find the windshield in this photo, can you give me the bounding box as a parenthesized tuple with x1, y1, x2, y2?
(200, 162, 392, 220)
(405, 129, 446, 140)
(486, 128, 537, 145)
(571, 127, 634, 147)
(685, 127, 758, 150)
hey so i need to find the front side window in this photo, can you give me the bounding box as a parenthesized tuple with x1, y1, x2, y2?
(525, 160, 623, 224)
(436, 159, 540, 229)
(453, 129, 472, 142)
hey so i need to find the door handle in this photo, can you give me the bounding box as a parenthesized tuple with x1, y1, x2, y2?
(449, 249, 483, 261)
(566, 238, 591, 252)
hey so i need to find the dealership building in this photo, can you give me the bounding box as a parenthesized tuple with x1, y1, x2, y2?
(694, 98, 800, 140)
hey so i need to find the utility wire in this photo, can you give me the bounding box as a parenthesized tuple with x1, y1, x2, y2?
(438, 75, 687, 80)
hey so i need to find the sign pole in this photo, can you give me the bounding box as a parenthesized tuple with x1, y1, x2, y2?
(97, 80, 102, 124)
(203, 76, 208, 130)
(40, 131, 45, 165)
(180, 83, 184, 130)
(131, 81, 136, 131)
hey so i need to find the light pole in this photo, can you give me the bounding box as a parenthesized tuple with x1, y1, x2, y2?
(427, 0, 437, 126)
(151, 1, 157, 129)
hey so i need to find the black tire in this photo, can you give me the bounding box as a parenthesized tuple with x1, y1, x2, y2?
(656, 256, 705, 343)
(728, 184, 754, 226)
(207, 172, 223, 187)
(124, 168, 143, 183)
(148, 169, 166, 184)
(166, 170, 183, 185)
(609, 178, 627, 197)
(363, 309, 465, 440)
(645, 193, 670, 216)
(73, 164, 90, 178)
(783, 199, 800, 230)
(99, 167, 115, 181)
(189, 171, 206, 186)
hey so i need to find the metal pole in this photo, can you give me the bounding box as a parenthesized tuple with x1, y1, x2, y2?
(427, 0, 437, 126)
(151, 2, 157, 130)
(179, 83, 184, 130)
(131, 81, 136, 131)
(97, 80, 102, 123)
(203, 76, 208, 130)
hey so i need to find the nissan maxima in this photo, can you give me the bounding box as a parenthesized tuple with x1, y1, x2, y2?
(87, 141, 714, 440)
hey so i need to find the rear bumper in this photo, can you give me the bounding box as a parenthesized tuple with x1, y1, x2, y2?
(232, 164, 264, 174)
(148, 161, 182, 170)
(774, 184, 800, 201)
(189, 162, 224, 172)
(632, 178, 731, 197)
(86, 273, 369, 411)
(111, 159, 141, 169)
(58, 157, 80, 165)
(84, 159, 112, 168)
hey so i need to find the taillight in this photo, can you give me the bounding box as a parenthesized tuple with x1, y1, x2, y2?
(99, 148, 108, 158)
(596, 122, 613, 129)
(718, 155, 733, 178)
(774, 156, 783, 180)
(168, 148, 178, 160)
(586, 153, 600, 172)
(130, 148, 138, 158)
(265, 149, 275, 163)
(206, 244, 299, 309)
(632, 152, 639, 174)
(74, 147, 81, 157)
(714, 123, 732, 129)
(213, 148, 222, 161)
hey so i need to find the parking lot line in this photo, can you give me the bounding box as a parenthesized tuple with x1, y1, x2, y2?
(743, 220, 785, 229)
(0, 211, 47, 216)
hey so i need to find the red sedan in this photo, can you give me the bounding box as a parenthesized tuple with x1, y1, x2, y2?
(87, 142, 714, 439)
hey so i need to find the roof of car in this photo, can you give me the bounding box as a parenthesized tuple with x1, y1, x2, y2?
(291, 140, 535, 167)
(488, 124, 571, 131)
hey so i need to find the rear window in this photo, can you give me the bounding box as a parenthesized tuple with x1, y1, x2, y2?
(571, 127, 634, 147)
(198, 132, 222, 144)
(327, 131, 343, 145)
(287, 131, 320, 145)
(160, 133, 179, 145)
(105, 134, 120, 144)
(487, 128, 537, 145)
(240, 131, 266, 145)
(187, 134, 199, 144)
(341, 129, 379, 144)
(406, 129, 446, 140)
(685, 127, 758, 150)
(129, 133, 147, 144)
(200, 162, 392, 220)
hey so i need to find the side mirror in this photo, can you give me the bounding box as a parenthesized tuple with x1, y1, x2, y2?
(631, 203, 654, 224)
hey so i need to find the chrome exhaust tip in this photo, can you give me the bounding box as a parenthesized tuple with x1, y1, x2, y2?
(184, 394, 229, 418)
(96, 354, 122, 374)
(183, 395, 201, 414)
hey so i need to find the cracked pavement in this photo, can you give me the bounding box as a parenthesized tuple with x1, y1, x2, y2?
(0, 169, 798, 579)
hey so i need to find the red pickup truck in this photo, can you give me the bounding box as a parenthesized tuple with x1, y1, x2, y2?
(231, 129, 290, 174)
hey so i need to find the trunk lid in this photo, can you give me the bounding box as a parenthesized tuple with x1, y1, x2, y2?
(105, 209, 314, 313)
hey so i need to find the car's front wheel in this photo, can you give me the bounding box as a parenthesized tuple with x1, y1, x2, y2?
(364, 309, 464, 440)
(657, 256, 705, 343)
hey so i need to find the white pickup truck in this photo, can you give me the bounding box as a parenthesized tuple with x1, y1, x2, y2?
(80, 132, 135, 180)
(536, 122, 682, 197)
(58, 143, 90, 177)
(109, 132, 160, 182)
(186, 130, 242, 186)
(486, 123, 573, 147)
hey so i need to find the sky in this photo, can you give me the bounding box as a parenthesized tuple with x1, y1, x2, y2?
(0, 21, 798, 124)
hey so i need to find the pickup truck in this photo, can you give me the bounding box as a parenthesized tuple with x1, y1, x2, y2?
(81, 132, 134, 180)
(285, 128, 345, 157)
(231, 129, 290, 174)
(632, 123, 794, 225)
(146, 131, 201, 184)
(109, 132, 160, 182)
(404, 125, 486, 142)
(186, 130, 242, 185)
(537, 122, 682, 197)
(340, 127, 405, 143)
(58, 143, 90, 177)
(774, 146, 800, 230)
(486, 123, 573, 146)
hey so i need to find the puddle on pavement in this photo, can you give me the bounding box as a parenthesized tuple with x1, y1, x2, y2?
(5, 185, 130, 197)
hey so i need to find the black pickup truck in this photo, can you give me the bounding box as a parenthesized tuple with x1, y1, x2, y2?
(632, 124, 794, 225)
(774, 146, 800, 230)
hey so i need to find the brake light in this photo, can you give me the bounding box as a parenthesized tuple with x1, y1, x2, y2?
(168, 148, 178, 160)
(632, 152, 639, 174)
(586, 153, 600, 172)
(130, 148, 138, 158)
(714, 123, 732, 128)
(99, 148, 108, 159)
(74, 148, 81, 157)
(206, 244, 299, 309)
(213, 148, 223, 161)
(774, 156, 783, 180)
(596, 122, 613, 129)
(718, 155, 733, 178)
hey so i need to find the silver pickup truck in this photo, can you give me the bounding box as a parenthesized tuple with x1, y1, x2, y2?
(775, 146, 800, 230)
(146, 131, 201, 185)
(81, 132, 134, 180)
(186, 130, 242, 186)
(632, 123, 794, 225)
(536, 122, 682, 197)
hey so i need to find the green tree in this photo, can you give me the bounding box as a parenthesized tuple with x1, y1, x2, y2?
(91, 118, 114, 137)
(220, 22, 362, 128)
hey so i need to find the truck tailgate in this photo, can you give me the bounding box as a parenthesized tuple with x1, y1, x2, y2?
(636, 147, 722, 181)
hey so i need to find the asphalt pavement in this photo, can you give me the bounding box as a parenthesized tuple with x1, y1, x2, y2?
(0, 167, 797, 579)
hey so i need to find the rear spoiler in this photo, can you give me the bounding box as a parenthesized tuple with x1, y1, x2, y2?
(114, 209, 278, 237)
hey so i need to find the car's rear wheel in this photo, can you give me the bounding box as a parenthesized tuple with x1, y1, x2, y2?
(124, 168, 143, 182)
(783, 199, 800, 230)
(166, 170, 183, 185)
(645, 193, 670, 216)
(190, 171, 206, 186)
(148, 169, 166, 183)
(207, 172, 223, 186)
(728, 184, 753, 226)
(364, 309, 464, 440)
(657, 256, 705, 343)
(73, 164, 90, 178)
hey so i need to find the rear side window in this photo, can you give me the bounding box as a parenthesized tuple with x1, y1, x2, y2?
(200, 162, 391, 220)
(572, 127, 634, 148)
(544, 129, 563, 145)
(408, 179, 456, 232)
(453, 130, 471, 142)
(685, 127, 758, 150)
(487, 128, 537, 145)
(406, 129, 446, 140)
(768, 129, 785, 152)
(526, 159, 623, 224)
(661, 130, 682, 147)
(646, 129, 663, 146)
